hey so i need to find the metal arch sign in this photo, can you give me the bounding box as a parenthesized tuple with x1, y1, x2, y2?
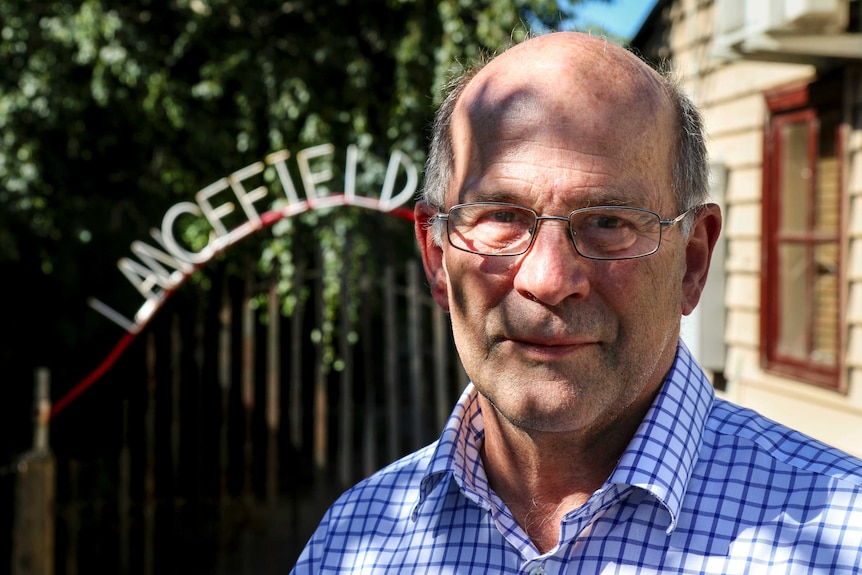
(88, 143, 418, 336)
(48, 143, 417, 419)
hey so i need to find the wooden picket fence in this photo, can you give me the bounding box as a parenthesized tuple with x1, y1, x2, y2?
(8, 253, 466, 575)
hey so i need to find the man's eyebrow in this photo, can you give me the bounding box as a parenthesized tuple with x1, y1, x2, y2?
(459, 187, 637, 208)
(584, 195, 631, 208)
(457, 189, 523, 204)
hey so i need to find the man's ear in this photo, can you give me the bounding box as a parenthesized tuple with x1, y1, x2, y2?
(415, 201, 451, 312)
(681, 203, 722, 316)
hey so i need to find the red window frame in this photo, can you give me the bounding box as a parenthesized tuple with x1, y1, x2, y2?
(761, 82, 844, 390)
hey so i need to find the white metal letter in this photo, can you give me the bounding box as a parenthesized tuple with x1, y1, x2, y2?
(296, 143, 335, 200)
(228, 161, 268, 225)
(379, 150, 417, 211)
(266, 150, 301, 205)
(344, 144, 358, 202)
(196, 178, 235, 237)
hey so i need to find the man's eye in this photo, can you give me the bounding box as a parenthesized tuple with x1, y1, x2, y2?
(489, 211, 520, 223)
(594, 216, 625, 229)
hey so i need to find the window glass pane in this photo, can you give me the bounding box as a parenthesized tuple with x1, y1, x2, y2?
(816, 156, 839, 233)
(779, 122, 810, 233)
(815, 113, 840, 234)
(812, 243, 838, 366)
(777, 243, 809, 360)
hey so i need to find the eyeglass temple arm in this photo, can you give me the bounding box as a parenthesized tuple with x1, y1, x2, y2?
(660, 205, 699, 227)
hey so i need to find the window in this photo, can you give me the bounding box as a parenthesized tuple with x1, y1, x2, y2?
(762, 75, 844, 389)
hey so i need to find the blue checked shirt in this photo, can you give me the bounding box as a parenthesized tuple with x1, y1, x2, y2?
(291, 343, 862, 573)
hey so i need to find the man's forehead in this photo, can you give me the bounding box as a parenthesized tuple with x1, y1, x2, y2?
(451, 71, 670, 162)
(457, 35, 666, 124)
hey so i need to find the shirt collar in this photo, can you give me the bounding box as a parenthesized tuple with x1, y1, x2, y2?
(414, 341, 714, 532)
(610, 341, 714, 532)
(413, 384, 487, 520)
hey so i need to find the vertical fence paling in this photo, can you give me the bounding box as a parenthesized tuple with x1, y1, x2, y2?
(312, 244, 328, 473)
(337, 240, 355, 488)
(383, 264, 400, 462)
(242, 260, 256, 500)
(218, 279, 232, 503)
(194, 287, 207, 508)
(266, 281, 281, 505)
(432, 305, 451, 430)
(360, 273, 378, 478)
(144, 333, 157, 575)
(407, 261, 424, 450)
(171, 314, 182, 499)
(289, 256, 306, 454)
(119, 402, 131, 575)
(64, 459, 79, 575)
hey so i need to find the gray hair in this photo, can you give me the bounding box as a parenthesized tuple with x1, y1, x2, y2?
(664, 72, 711, 230)
(421, 63, 481, 210)
(421, 52, 710, 243)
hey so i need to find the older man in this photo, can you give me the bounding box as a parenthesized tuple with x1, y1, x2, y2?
(291, 32, 862, 573)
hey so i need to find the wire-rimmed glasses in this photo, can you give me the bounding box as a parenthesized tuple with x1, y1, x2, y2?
(433, 202, 698, 260)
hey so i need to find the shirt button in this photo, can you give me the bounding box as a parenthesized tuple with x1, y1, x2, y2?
(528, 567, 545, 575)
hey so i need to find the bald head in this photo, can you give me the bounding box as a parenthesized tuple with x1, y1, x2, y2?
(423, 32, 709, 232)
(462, 32, 668, 118)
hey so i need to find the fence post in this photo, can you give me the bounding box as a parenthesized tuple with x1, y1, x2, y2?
(406, 261, 424, 450)
(266, 280, 281, 505)
(383, 265, 399, 463)
(12, 368, 56, 575)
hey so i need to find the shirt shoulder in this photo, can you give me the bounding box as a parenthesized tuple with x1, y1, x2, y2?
(706, 398, 862, 486)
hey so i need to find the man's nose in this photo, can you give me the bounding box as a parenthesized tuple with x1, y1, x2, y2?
(512, 218, 591, 306)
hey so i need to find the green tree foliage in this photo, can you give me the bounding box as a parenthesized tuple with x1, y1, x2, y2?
(0, 0, 584, 406)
